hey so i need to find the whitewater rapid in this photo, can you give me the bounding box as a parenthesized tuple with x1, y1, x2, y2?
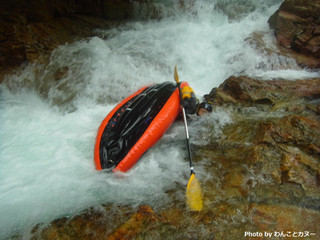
(1, 0, 319, 238)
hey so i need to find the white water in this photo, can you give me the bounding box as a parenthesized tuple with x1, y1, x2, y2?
(1, 0, 319, 238)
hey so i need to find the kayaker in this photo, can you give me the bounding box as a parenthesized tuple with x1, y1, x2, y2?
(180, 84, 212, 116)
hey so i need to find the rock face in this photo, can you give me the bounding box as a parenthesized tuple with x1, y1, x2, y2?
(268, 0, 320, 68)
(0, 0, 164, 80)
(0, 0, 126, 78)
(198, 76, 320, 239)
(205, 76, 320, 201)
(207, 76, 320, 106)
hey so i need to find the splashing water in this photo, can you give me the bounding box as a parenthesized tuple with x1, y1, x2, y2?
(1, 0, 319, 238)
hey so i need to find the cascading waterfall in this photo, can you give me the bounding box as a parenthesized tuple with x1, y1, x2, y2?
(0, 0, 319, 238)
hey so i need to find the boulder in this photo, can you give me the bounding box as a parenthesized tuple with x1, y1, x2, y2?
(205, 76, 320, 108)
(268, 0, 320, 68)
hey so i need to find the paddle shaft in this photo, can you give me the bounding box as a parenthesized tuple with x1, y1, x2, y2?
(176, 82, 195, 175)
(182, 107, 194, 174)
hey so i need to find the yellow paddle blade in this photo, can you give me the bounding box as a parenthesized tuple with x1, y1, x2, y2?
(186, 173, 203, 211)
(174, 65, 180, 83)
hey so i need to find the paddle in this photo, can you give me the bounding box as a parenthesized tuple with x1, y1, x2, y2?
(174, 65, 203, 212)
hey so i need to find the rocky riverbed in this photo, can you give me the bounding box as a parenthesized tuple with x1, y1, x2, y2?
(27, 76, 319, 240)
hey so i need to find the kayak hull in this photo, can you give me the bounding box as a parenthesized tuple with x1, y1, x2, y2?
(94, 82, 188, 172)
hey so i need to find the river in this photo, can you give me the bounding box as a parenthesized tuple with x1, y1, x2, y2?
(0, 0, 319, 239)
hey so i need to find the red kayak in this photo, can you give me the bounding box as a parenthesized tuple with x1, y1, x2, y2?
(94, 81, 188, 172)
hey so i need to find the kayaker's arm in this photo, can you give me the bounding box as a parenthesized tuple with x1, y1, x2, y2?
(181, 85, 198, 114)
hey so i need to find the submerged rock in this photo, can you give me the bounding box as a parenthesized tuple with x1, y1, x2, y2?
(35, 205, 160, 240)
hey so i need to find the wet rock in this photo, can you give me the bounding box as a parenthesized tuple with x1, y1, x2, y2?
(0, 0, 151, 80)
(53, 66, 69, 81)
(307, 99, 320, 114)
(198, 76, 320, 238)
(0, 12, 118, 81)
(255, 115, 320, 155)
(34, 205, 160, 240)
(268, 0, 320, 68)
(245, 31, 320, 70)
(280, 145, 320, 198)
(34, 207, 110, 239)
(206, 76, 320, 109)
(198, 202, 320, 239)
(214, 0, 256, 21)
(248, 203, 320, 233)
(108, 205, 158, 240)
(245, 31, 302, 71)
